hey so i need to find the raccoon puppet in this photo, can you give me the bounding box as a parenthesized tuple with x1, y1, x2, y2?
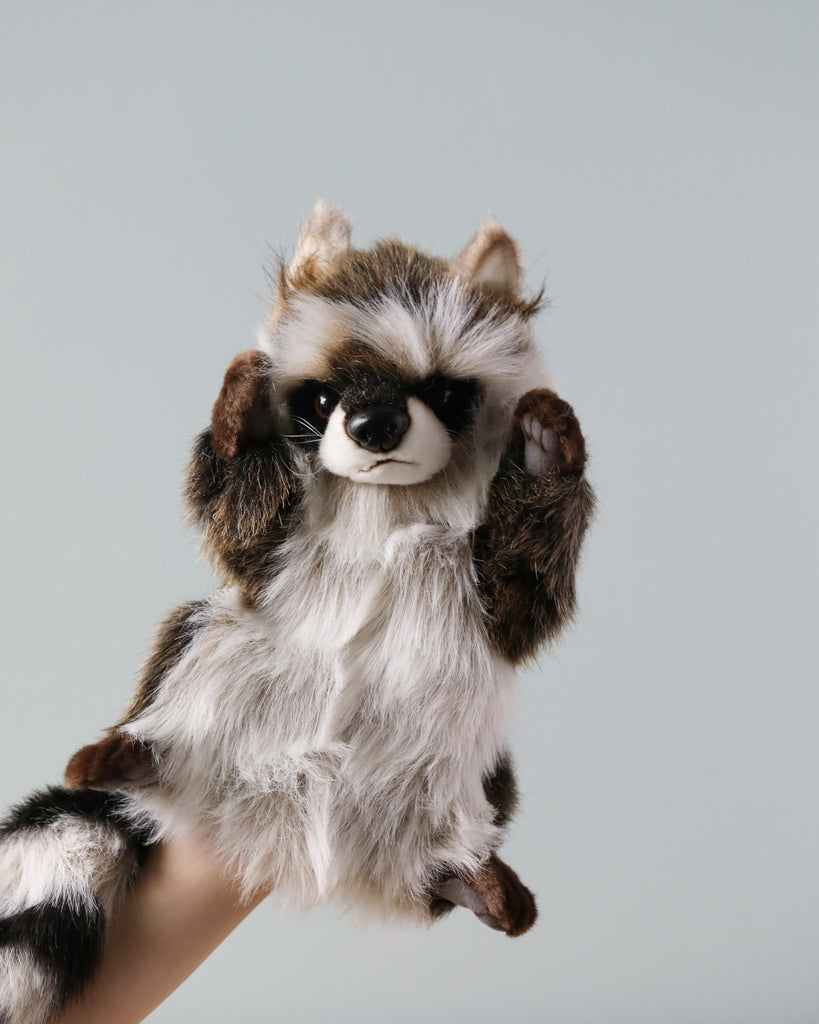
(0, 202, 595, 1022)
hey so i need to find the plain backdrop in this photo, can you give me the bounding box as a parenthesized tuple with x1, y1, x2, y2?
(1, 3, 817, 1022)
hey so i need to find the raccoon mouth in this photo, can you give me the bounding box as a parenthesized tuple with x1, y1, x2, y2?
(359, 458, 416, 473)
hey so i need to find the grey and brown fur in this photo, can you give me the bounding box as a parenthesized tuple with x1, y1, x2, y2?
(0, 202, 594, 1022)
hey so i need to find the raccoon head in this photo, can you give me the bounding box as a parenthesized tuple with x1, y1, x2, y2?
(261, 201, 542, 488)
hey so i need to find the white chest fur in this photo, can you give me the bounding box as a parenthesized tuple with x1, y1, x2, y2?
(124, 517, 515, 915)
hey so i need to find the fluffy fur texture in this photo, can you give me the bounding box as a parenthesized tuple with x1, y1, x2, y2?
(0, 789, 151, 1023)
(0, 203, 594, 1020)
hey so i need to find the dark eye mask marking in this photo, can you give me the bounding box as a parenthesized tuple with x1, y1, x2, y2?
(288, 382, 340, 445)
(414, 376, 480, 435)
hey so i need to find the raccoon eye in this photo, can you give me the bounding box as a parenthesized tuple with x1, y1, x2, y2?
(434, 386, 454, 407)
(314, 391, 336, 420)
(417, 377, 479, 434)
(288, 381, 339, 445)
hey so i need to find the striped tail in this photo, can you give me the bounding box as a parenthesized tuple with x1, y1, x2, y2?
(0, 786, 152, 1024)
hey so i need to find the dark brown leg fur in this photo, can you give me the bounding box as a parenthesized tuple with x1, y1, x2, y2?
(473, 390, 595, 663)
(65, 732, 157, 791)
(116, 600, 206, 728)
(184, 352, 299, 602)
(434, 853, 537, 937)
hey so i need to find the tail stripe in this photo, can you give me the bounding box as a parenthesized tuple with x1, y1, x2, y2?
(0, 899, 106, 1008)
(0, 786, 153, 850)
(0, 787, 153, 1022)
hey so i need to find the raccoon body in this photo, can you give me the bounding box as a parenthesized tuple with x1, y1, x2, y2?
(0, 204, 595, 1020)
(118, 521, 517, 914)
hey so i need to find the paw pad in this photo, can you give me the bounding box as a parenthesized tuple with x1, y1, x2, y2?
(514, 389, 586, 477)
(521, 412, 561, 475)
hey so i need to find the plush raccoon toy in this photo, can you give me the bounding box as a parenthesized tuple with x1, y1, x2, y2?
(0, 203, 594, 1023)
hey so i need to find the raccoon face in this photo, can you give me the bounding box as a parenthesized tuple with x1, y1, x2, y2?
(263, 202, 543, 488)
(286, 372, 480, 485)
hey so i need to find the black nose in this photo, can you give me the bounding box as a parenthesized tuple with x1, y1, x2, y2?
(346, 405, 410, 452)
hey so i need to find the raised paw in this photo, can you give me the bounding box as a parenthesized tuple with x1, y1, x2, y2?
(211, 349, 275, 459)
(434, 853, 538, 937)
(64, 732, 157, 791)
(515, 389, 586, 477)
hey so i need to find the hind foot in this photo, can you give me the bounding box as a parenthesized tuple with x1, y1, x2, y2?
(434, 853, 538, 937)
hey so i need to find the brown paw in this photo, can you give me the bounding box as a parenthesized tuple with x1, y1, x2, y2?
(211, 350, 275, 459)
(474, 853, 538, 937)
(514, 389, 586, 477)
(65, 732, 157, 791)
(434, 853, 538, 937)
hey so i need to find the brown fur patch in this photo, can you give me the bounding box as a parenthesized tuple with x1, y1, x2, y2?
(116, 601, 205, 727)
(322, 337, 409, 390)
(286, 253, 329, 295)
(211, 350, 275, 459)
(184, 349, 302, 599)
(184, 429, 299, 602)
(282, 239, 541, 325)
(276, 337, 412, 423)
(473, 393, 595, 663)
(431, 853, 538, 937)
(64, 733, 156, 791)
(471, 853, 538, 937)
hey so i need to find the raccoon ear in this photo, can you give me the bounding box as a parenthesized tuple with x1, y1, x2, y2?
(451, 221, 523, 299)
(288, 200, 351, 283)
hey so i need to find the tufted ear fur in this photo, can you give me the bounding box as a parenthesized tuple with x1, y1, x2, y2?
(288, 200, 351, 284)
(451, 220, 523, 299)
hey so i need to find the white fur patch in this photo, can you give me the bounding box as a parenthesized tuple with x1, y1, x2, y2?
(319, 397, 452, 485)
(262, 279, 542, 414)
(0, 948, 54, 1024)
(262, 294, 351, 390)
(450, 219, 523, 298)
(122, 515, 517, 919)
(0, 818, 131, 918)
(289, 200, 351, 278)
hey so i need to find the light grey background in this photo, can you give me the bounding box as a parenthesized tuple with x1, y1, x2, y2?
(1, 2, 817, 1022)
